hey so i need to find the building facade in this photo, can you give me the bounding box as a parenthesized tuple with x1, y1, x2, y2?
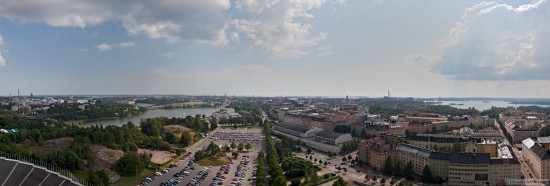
(427, 152, 449, 181)
(448, 153, 490, 186)
(397, 144, 432, 176)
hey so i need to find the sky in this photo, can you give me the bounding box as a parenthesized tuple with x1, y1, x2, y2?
(0, 0, 549, 98)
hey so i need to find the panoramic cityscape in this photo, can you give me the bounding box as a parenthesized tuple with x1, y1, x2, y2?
(1, 0, 550, 186)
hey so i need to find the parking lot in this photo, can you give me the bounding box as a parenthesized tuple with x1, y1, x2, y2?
(210, 129, 264, 144)
(144, 128, 264, 186)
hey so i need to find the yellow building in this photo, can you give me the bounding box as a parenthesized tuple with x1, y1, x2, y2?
(465, 139, 498, 157)
(397, 144, 432, 175)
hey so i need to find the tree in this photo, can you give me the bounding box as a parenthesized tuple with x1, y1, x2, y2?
(165, 132, 177, 144)
(115, 152, 145, 176)
(307, 147, 312, 154)
(343, 168, 348, 175)
(180, 131, 193, 147)
(230, 141, 237, 149)
(452, 142, 462, 152)
(319, 160, 323, 164)
(291, 179, 301, 186)
(393, 161, 402, 177)
(431, 125, 437, 134)
(238, 142, 244, 151)
(421, 165, 433, 183)
(342, 156, 347, 162)
(433, 176, 443, 184)
(403, 161, 414, 179)
(281, 157, 313, 178)
(381, 178, 386, 183)
(308, 167, 318, 185)
(232, 151, 239, 159)
(210, 119, 218, 130)
(333, 177, 347, 186)
(245, 142, 252, 151)
(384, 156, 393, 175)
(272, 175, 287, 186)
(224, 145, 231, 152)
(314, 158, 318, 162)
(372, 176, 377, 181)
(324, 161, 328, 167)
(348, 154, 352, 160)
(176, 148, 182, 156)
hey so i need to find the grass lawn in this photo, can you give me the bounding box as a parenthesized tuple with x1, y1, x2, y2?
(112, 168, 155, 186)
(65, 120, 85, 126)
(195, 155, 231, 166)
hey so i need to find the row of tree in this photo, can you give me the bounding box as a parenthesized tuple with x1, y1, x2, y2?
(263, 123, 287, 186)
(340, 140, 359, 154)
(46, 103, 146, 121)
(194, 141, 222, 160)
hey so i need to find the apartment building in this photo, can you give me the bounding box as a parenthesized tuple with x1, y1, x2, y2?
(448, 153, 491, 186)
(397, 144, 432, 176)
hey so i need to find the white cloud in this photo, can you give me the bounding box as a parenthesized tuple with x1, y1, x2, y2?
(241, 64, 270, 73)
(432, 0, 550, 80)
(317, 46, 335, 56)
(230, 32, 240, 45)
(0, 35, 4, 67)
(0, 0, 342, 56)
(163, 52, 174, 59)
(118, 41, 135, 48)
(0, 0, 230, 44)
(231, 0, 338, 57)
(0, 52, 5, 67)
(96, 43, 112, 51)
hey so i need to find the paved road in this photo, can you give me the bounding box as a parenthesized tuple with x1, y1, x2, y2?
(493, 117, 544, 185)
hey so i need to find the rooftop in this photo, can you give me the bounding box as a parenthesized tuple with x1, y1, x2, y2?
(429, 152, 450, 160)
(275, 122, 315, 134)
(449, 153, 491, 164)
(315, 131, 346, 140)
(538, 136, 550, 144)
(523, 138, 536, 149)
(397, 144, 432, 158)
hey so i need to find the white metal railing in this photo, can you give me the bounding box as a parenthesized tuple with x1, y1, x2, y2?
(0, 151, 88, 186)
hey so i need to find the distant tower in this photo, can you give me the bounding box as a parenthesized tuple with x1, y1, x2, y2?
(387, 90, 391, 98)
(31, 93, 33, 98)
(18, 89, 20, 98)
(346, 95, 349, 100)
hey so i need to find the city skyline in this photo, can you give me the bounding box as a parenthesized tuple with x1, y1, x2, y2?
(1, 0, 549, 98)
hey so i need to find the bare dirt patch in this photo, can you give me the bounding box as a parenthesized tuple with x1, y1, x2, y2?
(90, 145, 124, 171)
(163, 125, 194, 139)
(138, 148, 175, 165)
(29, 137, 74, 153)
(163, 125, 192, 133)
